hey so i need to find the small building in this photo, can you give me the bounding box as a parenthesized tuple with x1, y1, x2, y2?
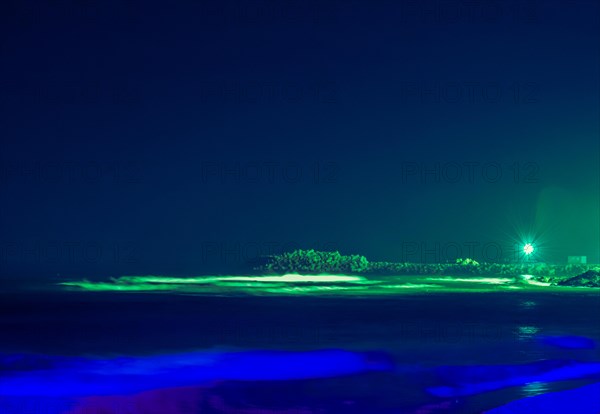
(568, 256, 587, 264)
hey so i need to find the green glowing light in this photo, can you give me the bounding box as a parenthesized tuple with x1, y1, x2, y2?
(379, 284, 440, 289)
(58, 274, 369, 294)
(425, 277, 513, 285)
(523, 243, 534, 255)
(526, 280, 551, 287)
(223, 274, 364, 283)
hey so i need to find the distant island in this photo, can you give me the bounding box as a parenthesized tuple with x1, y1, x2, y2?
(258, 249, 600, 287)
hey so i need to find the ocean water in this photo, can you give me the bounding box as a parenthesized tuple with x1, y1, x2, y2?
(0, 282, 599, 413)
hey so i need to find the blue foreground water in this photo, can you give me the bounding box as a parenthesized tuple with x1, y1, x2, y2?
(0, 283, 599, 413)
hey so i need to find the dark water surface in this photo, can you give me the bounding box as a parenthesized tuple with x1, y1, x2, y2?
(1, 288, 599, 413)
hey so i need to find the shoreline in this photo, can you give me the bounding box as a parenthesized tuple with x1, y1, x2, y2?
(57, 273, 600, 297)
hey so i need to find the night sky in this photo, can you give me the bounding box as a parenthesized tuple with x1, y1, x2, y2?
(0, 0, 598, 281)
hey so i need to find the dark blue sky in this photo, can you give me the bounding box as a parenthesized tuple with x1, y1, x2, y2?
(1, 0, 599, 279)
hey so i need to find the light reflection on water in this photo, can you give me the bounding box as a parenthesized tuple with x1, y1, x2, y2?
(519, 300, 537, 309)
(517, 325, 540, 340)
(521, 381, 550, 397)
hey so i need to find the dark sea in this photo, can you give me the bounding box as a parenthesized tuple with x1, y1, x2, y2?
(1, 284, 599, 413)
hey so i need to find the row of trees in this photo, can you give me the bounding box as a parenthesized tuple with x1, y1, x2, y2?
(259, 250, 596, 276)
(367, 260, 594, 276)
(261, 249, 369, 274)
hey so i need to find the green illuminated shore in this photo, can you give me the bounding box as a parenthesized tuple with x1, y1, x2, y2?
(60, 273, 599, 296)
(59, 251, 600, 295)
